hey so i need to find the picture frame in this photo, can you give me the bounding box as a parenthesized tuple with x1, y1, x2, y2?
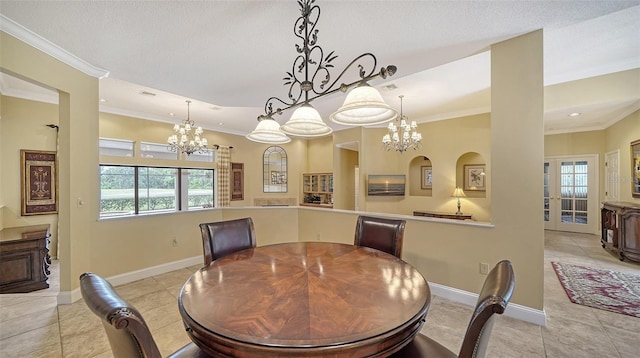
(367, 174, 406, 196)
(421, 166, 432, 189)
(632, 139, 640, 198)
(464, 164, 486, 191)
(231, 162, 244, 201)
(21, 149, 58, 215)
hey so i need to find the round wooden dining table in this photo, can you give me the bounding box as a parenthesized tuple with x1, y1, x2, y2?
(178, 242, 431, 357)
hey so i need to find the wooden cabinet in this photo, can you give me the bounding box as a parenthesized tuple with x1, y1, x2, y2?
(0, 224, 51, 293)
(302, 173, 333, 207)
(601, 202, 640, 262)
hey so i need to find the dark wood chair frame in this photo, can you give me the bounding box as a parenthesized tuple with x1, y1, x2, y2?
(199, 217, 256, 266)
(354, 215, 406, 258)
(392, 260, 515, 358)
(79, 272, 209, 358)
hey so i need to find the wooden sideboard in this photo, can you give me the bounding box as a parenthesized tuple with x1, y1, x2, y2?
(601, 202, 640, 262)
(0, 224, 51, 293)
(413, 211, 472, 220)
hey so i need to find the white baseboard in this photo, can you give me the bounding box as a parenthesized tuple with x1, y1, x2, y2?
(428, 282, 547, 326)
(57, 256, 202, 305)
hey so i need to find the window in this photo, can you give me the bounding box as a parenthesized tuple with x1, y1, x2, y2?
(99, 138, 134, 157)
(99, 165, 214, 218)
(185, 150, 215, 163)
(183, 169, 214, 209)
(100, 166, 135, 217)
(140, 142, 178, 160)
(263, 146, 287, 193)
(138, 167, 178, 214)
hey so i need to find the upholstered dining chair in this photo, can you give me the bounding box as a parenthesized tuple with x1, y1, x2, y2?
(79, 272, 210, 358)
(354, 215, 406, 258)
(392, 260, 515, 358)
(199, 217, 256, 266)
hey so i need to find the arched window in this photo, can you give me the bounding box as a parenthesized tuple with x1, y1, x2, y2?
(263, 146, 287, 192)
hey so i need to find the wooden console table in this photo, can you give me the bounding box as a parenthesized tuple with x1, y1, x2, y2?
(601, 202, 640, 262)
(413, 211, 472, 220)
(0, 224, 51, 293)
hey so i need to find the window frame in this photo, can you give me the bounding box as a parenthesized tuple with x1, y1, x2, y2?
(99, 164, 215, 219)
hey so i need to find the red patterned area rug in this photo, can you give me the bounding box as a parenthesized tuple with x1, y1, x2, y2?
(551, 262, 640, 318)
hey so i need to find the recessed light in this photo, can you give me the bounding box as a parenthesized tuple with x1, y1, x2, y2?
(168, 112, 175, 116)
(568, 112, 581, 117)
(210, 106, 221, 111)
(99, 98, 108, 103)
(382, 84, 397, 91)
(139, 90, 156, 96)
(218, 122, 224, 126)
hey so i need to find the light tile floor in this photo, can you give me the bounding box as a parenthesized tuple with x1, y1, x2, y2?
(1, 231, 638, 357)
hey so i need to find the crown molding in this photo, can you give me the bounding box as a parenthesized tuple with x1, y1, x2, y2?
(1, 14, 110, 79)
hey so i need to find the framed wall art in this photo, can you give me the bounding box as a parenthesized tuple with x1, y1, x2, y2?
(21, 150, 58, 215)
(632, 139, 640, 198)
(464, 164, 486, 191)
(231, 162, 244, 201)
(421, 166, 432, 189)
(367, 174, 406, 196)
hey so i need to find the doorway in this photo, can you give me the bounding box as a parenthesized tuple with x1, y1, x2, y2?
(544, 155, 599, 234)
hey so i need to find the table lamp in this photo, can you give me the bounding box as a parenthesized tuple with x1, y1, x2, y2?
(452, 187, 466, 215)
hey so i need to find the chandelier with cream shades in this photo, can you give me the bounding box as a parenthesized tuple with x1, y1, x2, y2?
(167, 100, 209, 155)
(382, 95, 422, 153)
(246, 0, 399, 144)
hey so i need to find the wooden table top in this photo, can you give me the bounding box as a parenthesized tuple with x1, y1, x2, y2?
(179, 242, 431, 357)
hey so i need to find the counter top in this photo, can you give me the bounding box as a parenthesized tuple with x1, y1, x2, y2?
(0, 224, 50, 242)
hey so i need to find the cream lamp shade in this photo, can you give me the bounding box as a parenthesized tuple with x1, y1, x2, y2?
(329, 84, 398, 126)
(452, 187, 466, 198)
(245, 117, 291, 144)
(280, 104, 333, 137)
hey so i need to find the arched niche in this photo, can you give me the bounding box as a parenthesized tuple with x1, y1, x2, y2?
(409, 155, 432, 197)
(456, 152, 486, 198)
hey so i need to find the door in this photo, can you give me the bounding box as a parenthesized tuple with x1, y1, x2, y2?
(544, 156, 598, 234)
(605, 150, 620, 202)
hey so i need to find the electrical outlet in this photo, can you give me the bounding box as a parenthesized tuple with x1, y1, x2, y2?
(480, 262, 490, 275)
(171, 237, 178, 247)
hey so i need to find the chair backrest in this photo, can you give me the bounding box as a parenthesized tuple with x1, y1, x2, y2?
(79, 272, 162, 358)
(199, 217, 256, 266)
(354, 215, 406, 258)
(458, 260, 515, 358)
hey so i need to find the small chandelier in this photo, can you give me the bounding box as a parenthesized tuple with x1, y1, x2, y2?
(167, 100, 209, 155)
(382, 95, 422, 153)
(247, 0, 398, 144)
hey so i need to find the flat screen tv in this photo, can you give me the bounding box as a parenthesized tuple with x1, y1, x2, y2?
(367, 174, 406, 196)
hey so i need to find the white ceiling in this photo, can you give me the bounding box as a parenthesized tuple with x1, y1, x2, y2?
(0, 1, 639, 136)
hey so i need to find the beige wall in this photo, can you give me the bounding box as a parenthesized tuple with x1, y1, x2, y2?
(306, 135, 333, 173)
(350, 115, 492, 220)
(605, 110, 640, 203)
(545, 130, 606, 157)
(2, 30, 552, 311)
(99, 111, 309, 208)
(544, 110, 640, 205)
(1, 32, 98, 292)
(488, 30, 545, 308)
(0, 97, 60, 256)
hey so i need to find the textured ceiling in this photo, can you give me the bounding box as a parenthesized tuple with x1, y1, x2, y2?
(0, 1, 639, 136)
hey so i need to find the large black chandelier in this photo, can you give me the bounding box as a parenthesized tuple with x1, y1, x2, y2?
(246, 0, 399, 144)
